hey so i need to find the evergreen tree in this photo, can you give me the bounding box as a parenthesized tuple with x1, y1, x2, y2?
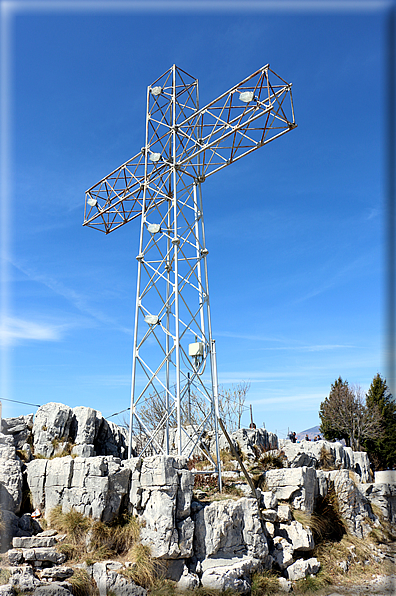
(364, 373, 396, 469)
(319, 377, 352, 445)
(320, 377, 384, 450)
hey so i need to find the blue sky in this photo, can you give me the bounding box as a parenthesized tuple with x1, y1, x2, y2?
(0, 0, 392, 437)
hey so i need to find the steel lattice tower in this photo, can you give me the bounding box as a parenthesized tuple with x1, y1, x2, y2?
(83, 65, 296, 480)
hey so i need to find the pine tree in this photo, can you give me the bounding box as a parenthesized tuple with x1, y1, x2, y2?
(365, 373, 396, 469)
(319, 377, 353, 445)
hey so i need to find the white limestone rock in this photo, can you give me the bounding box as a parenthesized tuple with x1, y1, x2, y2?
(279, 439, 371, 483)
(39, 567, 74, 581)
(278, 520, 314, 552)
(27, 455, 130, 522)
(277, 504, 292, 522)
(271, 537, 294, 570)
(328, 470, 375, 538)
(9, 565, 42, 591)
(70, 406, 101, 445)
(265, 467, 317, 513)
(193, 497, 268, 560)
(278, 577, 292, 592)
(286, 557, 320, 580)
(71, 444, 95, 458)
(201, 556, 261, 594)
(91, 561, 146, 596)
(126, 456, 194, 560)
(262, 491, 278, 509)
(359, 482, 396, 524)
(1, 414, 33, 448)
(217, 428, 278, 460)
(12, 536, 56, 548)
(32, 585, 72, 596)
(0, 434, 22, 514)
(0, 585, 15, 596)
(33, 403, 73, 458)
(176, 565, 199, 590)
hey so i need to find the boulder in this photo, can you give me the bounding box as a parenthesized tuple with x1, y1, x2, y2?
(91, 561, 146, 596)
(177, 566, 200, 591)
(0, 434, 22, 514)
(218, 428, 278, 460)
(359, 482, 396, 524)
(70, 406, 101, 446)
(94, 419, 128, 459)
(201, 556, 261, 594)
(39, 567, 74, 581)
(32, 585, 72, 596)
(278, 521, 314, 552)
(12, 536, 56, 548)
(285, 557, 320, 580)
(271, 537, 294, 570)
(0, 585, 15, 596)
(193, 497, 268, 560)
(1, 414, 33, 449)
(265, 467, 317, 513)
(33, 403, 73, 458)
(9, 565, 42, 591)
(328, 470, 374, 538)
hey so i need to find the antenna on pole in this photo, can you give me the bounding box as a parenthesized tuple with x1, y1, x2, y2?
(83, 65, 296, 484)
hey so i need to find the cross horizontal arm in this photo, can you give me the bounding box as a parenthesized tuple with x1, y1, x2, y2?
(83, 65, 296, 234)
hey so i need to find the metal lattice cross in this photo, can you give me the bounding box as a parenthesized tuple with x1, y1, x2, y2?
(83, 64, 296, 480)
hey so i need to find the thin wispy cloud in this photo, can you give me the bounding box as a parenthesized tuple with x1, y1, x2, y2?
(0, 316, 63, 346)
(9, 258, 133, 335)
(258, 344, 354, 352)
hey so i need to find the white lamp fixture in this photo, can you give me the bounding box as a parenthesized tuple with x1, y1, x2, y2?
(144, 314, 159, 325)
(149, 152, 161, 163)
(151, 86, 162, 97)
(147, 223, 161, 234)
(239, 91, 254, 103)
(87, 197, 98, 207)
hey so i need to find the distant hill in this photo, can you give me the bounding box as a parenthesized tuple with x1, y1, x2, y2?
(296, 425, 321, 440)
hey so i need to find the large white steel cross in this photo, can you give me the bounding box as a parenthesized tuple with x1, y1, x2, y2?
(83, 65, 296, 480)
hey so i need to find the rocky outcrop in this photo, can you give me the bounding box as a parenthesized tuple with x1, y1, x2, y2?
(279, 439, 372, 482)
(1, 414, 33, 449)
(127, 456, 195, 559)
(31, 403, 128, 460)
(27, 455, 130, 522)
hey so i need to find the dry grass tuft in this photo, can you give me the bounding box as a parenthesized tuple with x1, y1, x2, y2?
(318, 446, 336, 470)
(124, 543, 162, 589)
(293, 571, 332, 594)
(49, 507, 142, 566)
(68, 568, 98, 596)
(50, 506, 91, 543)
(0, 569, 11, 586)
(251, 570, 280, 595)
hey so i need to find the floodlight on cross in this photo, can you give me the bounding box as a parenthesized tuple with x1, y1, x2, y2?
(83, 65, 296, 483)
